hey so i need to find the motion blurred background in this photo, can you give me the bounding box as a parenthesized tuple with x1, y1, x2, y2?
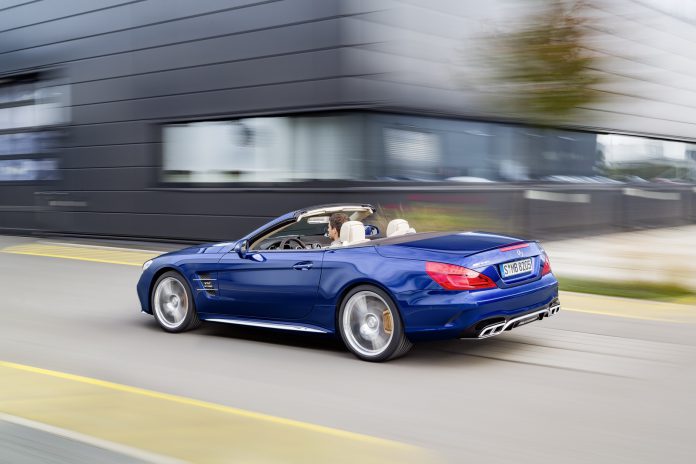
(2, 2, 696, 463)
(0, 0, 694, 245)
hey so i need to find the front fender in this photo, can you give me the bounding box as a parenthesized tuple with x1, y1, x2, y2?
(135, 255, 206, 314)
(136, 262, 185, 314)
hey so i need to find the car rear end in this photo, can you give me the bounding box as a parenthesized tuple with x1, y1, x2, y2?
(374, 233, 560, 342)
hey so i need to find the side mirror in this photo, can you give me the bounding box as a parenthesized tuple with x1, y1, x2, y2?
(364, 225, 380, 237)
(237, 239, 249, 258)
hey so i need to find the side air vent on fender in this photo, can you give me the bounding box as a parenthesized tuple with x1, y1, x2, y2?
(193, 272, 217, 296)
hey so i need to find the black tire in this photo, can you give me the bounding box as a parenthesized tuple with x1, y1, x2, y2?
(151, 271, 201, 333)
(338, 285, 413, 362)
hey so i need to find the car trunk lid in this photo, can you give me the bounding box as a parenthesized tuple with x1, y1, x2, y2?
(375, 231, 524, 257)
(374, 232, 546, 288)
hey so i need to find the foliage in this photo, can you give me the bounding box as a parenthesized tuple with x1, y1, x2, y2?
(481, 0, 605, 124)
(602, 163, 695, 182)
(375, 203, 499, 233)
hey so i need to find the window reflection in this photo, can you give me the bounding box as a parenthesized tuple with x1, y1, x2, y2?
(0, 159, 58, 181)
(0, 75, 66, 182)
(161, 112, 695, 184)
(162, 115, 363, 183)
(383, 128, 441, 181)
(599, 134, 696, 183)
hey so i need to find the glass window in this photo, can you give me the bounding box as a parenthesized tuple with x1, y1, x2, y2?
(162, 114, 363, 183)
(0, 77, 66, 182)
(599, 134, 696, 182)
(251, 217, 329, 250)
(160, 111, 696, 185)
(0, 158, 58, 181)
(383, 128, 441, 180)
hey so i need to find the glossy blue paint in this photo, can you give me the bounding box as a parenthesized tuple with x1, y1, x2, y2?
(216, 250, 323, 320)
(136, 204, 559, 342)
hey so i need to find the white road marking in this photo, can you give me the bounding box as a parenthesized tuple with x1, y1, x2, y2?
(0, 413, 186, 464)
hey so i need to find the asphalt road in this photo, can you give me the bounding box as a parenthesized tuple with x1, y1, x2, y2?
(1, 235, 695, 463)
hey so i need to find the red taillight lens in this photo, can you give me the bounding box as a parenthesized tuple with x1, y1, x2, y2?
(499, 242, 529, 252)
(541, 253, 552, 275)
(425, 262, 497, 291)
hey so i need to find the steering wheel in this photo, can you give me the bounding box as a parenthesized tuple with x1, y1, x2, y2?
(278, 237, 308, 250)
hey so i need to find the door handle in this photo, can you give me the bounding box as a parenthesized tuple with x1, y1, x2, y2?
(292, 261, 313, 271)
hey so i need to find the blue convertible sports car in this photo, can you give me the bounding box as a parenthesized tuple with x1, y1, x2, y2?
(137, 204, 560, 361)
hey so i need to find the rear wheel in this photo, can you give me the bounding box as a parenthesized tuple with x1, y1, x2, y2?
(151, 271, 201, 333)
(338, 285, 412, 362)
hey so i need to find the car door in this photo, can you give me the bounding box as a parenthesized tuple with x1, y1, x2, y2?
(216, 248, 324, 320)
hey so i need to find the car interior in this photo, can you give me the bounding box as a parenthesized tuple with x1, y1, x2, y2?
(250, 210, 417, 251)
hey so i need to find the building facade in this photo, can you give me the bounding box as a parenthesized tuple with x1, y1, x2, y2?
(0, 0, 694, 241)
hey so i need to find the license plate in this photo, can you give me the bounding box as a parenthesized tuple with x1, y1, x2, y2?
(500, 258, 532, 278)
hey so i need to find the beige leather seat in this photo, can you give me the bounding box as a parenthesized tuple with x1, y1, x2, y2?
(340, 220, 370, 246)
(386, 219, 416, 237)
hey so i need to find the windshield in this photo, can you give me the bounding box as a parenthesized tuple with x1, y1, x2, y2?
(250, 210, 383, 251)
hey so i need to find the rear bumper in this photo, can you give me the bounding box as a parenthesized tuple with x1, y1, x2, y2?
(397, 274, 559, 342)
(472, 299, 560, 339)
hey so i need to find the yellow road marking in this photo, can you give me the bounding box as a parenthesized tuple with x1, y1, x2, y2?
(1, 243, 157, 266)
(0, 360, 396, 445)
(0, 360, 430, 464)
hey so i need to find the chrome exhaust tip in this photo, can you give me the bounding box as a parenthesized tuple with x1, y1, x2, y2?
(478, 321, 506, 338)
(548, 304, 560, 316)
(477, 303, 560, 339)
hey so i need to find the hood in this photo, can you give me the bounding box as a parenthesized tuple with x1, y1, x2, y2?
(158, 242, 233, 258)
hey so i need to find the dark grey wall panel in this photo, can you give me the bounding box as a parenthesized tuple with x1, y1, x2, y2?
(71, 78, 346, 124)
(65, 123, 156, 146)
(38, 210, 271, 241)
(0, 185, 37, 205)
(62, 19, 346, 83)
(0, 0, 138, 33)
(125, 18, 346, 77)
(0, 211, 38, 231)
(621, 191, 689, 228)
(27, 185, 696, 241)
(70, 49, 343, 106)
(136, 21, 346, 78)
(0, 1, 40, 12)
(526, 191, 618, 237)
(60, 145, 155, 168)
(0, 0, 292, 55)
(34, 190, 372, 216)
(1, 5, 345, 74)
(58, 167, 157, 190)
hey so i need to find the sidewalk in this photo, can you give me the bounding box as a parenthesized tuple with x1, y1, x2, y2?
(543, 225, 696, 292)
(560, 291, 696, 322)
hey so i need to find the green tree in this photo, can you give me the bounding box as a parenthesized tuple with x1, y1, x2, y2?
(481, 0, 605, 124)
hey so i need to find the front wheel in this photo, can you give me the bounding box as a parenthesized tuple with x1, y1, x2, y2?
(338, 285, 412, 362)
(151, 271, 201, 333)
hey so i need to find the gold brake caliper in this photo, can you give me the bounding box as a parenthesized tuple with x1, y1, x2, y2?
(383, 309, 393, 334)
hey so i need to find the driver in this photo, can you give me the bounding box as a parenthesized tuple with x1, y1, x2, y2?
(328, 212, 349, 247)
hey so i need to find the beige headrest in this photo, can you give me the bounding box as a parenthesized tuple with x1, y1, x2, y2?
(340, 221, 368, 245)
(386, 219, 416, 237)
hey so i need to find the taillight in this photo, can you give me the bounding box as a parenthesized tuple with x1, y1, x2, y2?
(541, 253, 552, 275)
(425, 262, 497, 291)
(499, 242, 529, 252)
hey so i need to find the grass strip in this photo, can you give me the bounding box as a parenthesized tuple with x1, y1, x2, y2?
(557, 277, 696, 302)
